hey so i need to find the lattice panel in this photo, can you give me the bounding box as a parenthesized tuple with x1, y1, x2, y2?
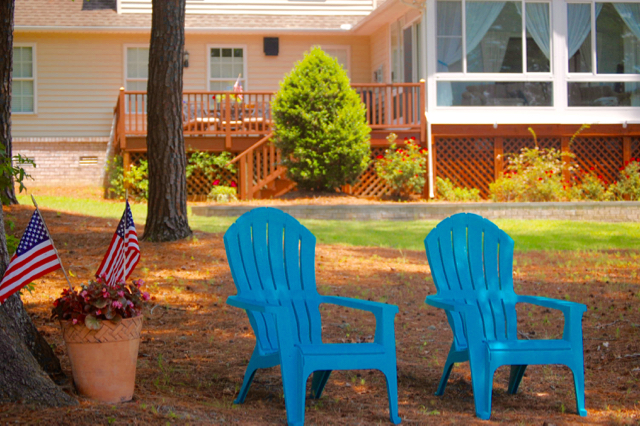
(186, 152, 238, 200)
(347, 148, 394, 198)
(129, 152, 146, 167)
(435, 137, 494, 198)
(632, 137, 640, 161)
(571, 137, 623, 185)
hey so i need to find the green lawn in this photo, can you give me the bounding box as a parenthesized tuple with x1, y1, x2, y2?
(17, 195, 640, 252)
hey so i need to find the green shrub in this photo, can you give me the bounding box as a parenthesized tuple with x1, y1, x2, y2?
(435, 177, 481, 201)
(185, 151, 236, 183)
(606, 158, 640, 200)
(108, 156, 149, 201)
(272, 46, 371, 191)
(207, 185, 238, 203)
(490, 146, 571, 202)
(374, 134, 427, 197)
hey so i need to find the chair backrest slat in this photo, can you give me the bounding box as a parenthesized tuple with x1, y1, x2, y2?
(425, 213, 518, 347)
(225, 208, 323, 350)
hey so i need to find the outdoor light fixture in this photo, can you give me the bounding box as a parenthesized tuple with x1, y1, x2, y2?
(183, 50, 190, 68)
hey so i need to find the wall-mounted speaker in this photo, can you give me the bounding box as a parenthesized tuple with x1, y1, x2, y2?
(264, 37, 279, 56)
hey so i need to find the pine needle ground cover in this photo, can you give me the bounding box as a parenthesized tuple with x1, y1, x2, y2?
(4, 192, 639, 425)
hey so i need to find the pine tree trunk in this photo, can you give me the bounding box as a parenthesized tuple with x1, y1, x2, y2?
(142, 0, 191, 242)
(0, 1, 74, 406)
(0, 0, 16, 205)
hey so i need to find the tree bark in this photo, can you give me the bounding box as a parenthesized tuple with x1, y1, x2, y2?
(0, 0, 16, 205)
(0, 0, 74, 406)
(142, 0, 192, 242)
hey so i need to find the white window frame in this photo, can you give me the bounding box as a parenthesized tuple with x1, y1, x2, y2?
(123, 44, 149, 91)
(565, 0, 640, 108)
(12, 43, 37, 115)
(430, 0, 555, 110)
(206, 44, 248, 91)
(321, 45, 352, 78)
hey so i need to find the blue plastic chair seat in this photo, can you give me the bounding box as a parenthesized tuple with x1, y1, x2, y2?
(486, 339, 573, 352)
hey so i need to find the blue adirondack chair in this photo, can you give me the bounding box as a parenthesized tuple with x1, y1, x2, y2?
(224, 207, 401, 426)
(424, 213, 587, 420)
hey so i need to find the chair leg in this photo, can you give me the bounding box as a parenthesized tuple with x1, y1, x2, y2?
(310, 370, 332, 399)
(234, 353, 261, 404)
(570, 361, 588, 417)
(383, 367, 402, 425)
(436, 345, 463, 396)
(281, 359, 307, 426)
(470, 361, 496, 420)
(507, 365, 527, 395)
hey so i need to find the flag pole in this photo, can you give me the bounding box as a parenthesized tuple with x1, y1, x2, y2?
(30, 195, 74, 291)
(122, 192, 128, 281)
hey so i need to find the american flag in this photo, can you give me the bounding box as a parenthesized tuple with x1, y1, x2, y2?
(95, 201, 140, 285)
(0, 211, 62, 303)
(233, 74, 243, 102)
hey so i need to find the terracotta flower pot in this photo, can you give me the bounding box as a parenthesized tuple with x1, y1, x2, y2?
(60, 316, 143, 403)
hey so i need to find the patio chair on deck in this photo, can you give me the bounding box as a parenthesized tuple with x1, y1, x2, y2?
(424, 213, 587, 420)
(225, 207, 401, 426)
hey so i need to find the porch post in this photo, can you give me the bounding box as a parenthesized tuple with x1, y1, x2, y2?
(118, 87, 127, 150)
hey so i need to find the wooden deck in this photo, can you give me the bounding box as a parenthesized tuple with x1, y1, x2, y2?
(114, 82, 427, 154)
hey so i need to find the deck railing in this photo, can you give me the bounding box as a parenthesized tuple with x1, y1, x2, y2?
(115, 81, 426, 151)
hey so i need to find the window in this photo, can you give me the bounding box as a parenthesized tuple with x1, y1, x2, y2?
(567, 2, 640, 106)
(12, 45, 35, 113)
(323, 46, 350, 75)
(391, 18, 423, 83)
(208, 46, 246, 91)
(436, 0, 552, 106)
(125, 46, 149, 91)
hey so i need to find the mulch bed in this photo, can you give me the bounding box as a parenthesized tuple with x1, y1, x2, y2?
(0, 202, 638, 425)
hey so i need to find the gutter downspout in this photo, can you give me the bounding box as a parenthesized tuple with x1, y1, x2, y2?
(426, 111, 434, 198)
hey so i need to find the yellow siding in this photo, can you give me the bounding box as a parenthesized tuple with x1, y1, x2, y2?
(370, 23, 389, 82)
(13, 32, 370, 138)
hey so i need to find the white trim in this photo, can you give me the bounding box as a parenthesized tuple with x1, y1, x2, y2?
(123, 43, 149, 90)
(321, 44, 352, 77)
(206, 44, 249, 91)
(12, 43, 37, 115)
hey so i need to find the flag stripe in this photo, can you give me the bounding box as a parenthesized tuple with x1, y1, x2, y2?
(0, 211, 62, 304)
(0, 260, 61, 300)
(95, 201, 140, 285)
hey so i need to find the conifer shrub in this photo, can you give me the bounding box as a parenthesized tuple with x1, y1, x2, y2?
(272, 47, 371, 191)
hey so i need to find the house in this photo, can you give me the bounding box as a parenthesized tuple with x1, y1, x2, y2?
(12, 0, 640, 198)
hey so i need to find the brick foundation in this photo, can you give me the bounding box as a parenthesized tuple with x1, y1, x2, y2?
(13, 138, 109, 187)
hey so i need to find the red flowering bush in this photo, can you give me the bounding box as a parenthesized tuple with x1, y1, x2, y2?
(490, 146, 572, 202)
(374, 133, 428, 198)
(606, 158, 640, 200)
(52, 276, 150, 330)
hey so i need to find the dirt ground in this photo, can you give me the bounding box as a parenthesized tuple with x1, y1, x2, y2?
(0, 199, 639, 425)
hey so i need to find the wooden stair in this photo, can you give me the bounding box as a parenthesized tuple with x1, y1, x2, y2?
(229, 133, 296, 200)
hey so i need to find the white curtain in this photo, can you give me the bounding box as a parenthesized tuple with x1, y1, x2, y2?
(568, 3, 603, 59)
(523, 2, 550, 59)
(437, 1, 505, 106)
(466, 2, 507, 54)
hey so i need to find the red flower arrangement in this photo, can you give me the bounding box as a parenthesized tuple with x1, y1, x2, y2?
(52, 276, 149, 330)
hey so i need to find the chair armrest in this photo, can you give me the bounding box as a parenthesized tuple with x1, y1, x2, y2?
(425, 295, 475, 313)
(517, 295, 586, 314)
(517, 295, 586, 342)
(321, 295, 399, 316)
(226, 296, 280, 313)
(320, 296, 398, 345)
